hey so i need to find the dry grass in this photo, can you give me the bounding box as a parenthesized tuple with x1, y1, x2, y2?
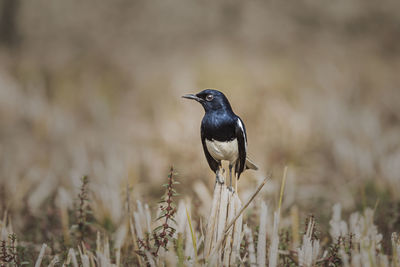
(1, 168, 398, 266)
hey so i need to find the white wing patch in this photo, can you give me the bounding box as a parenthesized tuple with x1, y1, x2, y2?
(237, 118, 247, 152)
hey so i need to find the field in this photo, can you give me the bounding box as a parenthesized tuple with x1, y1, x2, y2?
(0, 0, 399, 266)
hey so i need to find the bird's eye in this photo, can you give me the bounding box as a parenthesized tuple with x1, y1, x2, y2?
(206, 94, 214, 101)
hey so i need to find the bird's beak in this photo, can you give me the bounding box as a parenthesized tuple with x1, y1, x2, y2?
(182, 94, 202, 102)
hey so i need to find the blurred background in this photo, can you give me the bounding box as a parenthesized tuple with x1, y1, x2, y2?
(0, 0, 399, 242)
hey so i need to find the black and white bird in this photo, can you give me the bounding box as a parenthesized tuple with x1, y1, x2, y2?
(182, 89, 258, 191)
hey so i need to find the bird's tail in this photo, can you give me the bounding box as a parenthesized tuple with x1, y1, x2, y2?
(245, 157, 258, 170)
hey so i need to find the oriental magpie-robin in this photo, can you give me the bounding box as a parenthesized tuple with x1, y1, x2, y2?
(182, 89, 258, 191)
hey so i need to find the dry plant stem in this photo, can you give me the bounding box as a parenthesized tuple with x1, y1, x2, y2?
(291, 205, 300, 249)
(68, 248, 79, 267)
(77, 175, 89, 243)
(230, 196, 243, 263)
(278, 166, 288, 211)
(127, 185, 144, 266)
(34, 243, 47, 267)
(224, 176, 269, 235)
(205, 169, 244, 266)
(130, 216, 143, 266)
(257, 201, 268, 267)
(269, 168, 287, 267)
(244, 225, 257, 266)
(204, 181, 222, 257)
(216, 185, 229, 241)
(209, 176, 269, 260)
(154, 167, 177, 256)
(223, 193, 234, 265)
(269, 210, 280, 267)
(48, 255, 59, 267)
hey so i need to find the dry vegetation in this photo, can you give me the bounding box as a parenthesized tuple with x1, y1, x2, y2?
(0, 0, 400, 266)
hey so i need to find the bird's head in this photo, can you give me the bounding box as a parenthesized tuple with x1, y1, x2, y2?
(182, 89, 232, 112)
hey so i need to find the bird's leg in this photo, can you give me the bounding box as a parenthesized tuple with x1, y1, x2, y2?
(215, 164, 224, 184)
(235, 172, 238, 194)
(228, 164, 234, 192)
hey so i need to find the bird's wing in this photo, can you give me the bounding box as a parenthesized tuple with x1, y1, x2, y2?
(235, 117, 247, 179)
(201, 126, 220, 173)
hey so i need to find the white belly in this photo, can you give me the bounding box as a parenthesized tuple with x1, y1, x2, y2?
(205, 138, 238, 163)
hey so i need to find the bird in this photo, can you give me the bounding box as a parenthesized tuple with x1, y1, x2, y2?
(182, 89, 258, 192)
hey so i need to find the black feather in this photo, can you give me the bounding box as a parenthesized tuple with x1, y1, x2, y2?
(235, 117, 247, 179)
(201, 125, 220, 173)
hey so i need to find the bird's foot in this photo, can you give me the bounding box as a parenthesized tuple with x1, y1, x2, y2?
(215, 170, 225, 184)
(227, 186, 235, 193)
(216, 175, 225, 184)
